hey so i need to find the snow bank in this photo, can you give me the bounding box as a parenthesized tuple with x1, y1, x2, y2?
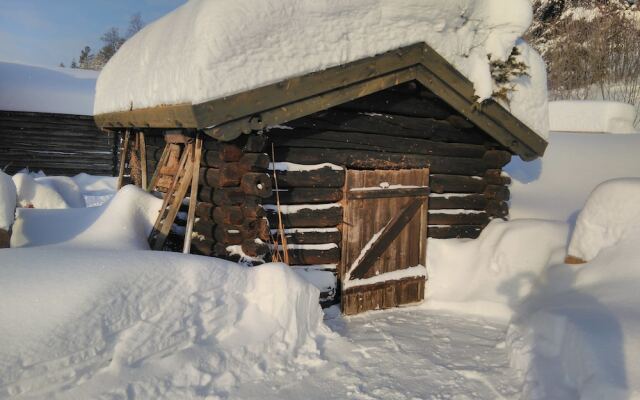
(567, 178, 640, 262)
(0, 249, 325, 398)
(426, 219, 568, 320)
(11, 172, 117, 209)
(12, 173, 70, 209)
(11, 185, 161, 250)
(549, 101, 638, 134)
(94, 0, 549, 139)
(0, 171, 17, 230)
(506, 131, 640, 222)
(0, 61, 98, 116)
(508, 232, 640, 399)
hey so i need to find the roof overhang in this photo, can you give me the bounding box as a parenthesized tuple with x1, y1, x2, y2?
(95, 43, 547, 160)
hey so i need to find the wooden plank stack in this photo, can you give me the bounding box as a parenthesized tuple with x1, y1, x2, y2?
(0, 111, 118, 176)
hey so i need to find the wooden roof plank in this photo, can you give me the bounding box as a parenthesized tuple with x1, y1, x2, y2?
(192, 44, 425, 129)
(205, 68, 418, 141)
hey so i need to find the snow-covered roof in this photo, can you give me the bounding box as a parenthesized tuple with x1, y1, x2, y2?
(94, 0, 549, 141)
(0, 62, 98, 116)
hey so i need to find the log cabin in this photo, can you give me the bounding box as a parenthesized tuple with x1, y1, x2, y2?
(0, 62, 118, 176)
(94, 43, 547, 315)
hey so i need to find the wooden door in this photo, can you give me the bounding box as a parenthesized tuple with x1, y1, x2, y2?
(340, 168, 429, 315)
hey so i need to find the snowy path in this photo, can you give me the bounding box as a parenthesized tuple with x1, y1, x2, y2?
(235, 308, 521, 399)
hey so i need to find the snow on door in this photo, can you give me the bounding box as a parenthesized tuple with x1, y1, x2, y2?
(340, 168, 429, 315)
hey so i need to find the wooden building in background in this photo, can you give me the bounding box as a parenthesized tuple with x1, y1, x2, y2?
(95, 43, 547, 314)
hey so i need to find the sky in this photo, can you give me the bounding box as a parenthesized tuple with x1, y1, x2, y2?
(0, 0, 186, 67)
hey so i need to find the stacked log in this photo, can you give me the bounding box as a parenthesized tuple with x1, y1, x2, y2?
(263, 164, 345, 305)
(189, 135, 273, 262)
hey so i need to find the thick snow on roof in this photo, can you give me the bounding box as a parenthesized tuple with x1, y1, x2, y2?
(0, 61, 98, 116)
(94, 0, 549, 139)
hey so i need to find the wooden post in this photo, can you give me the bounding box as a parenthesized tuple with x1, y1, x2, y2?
(139, 131, 148, 189)
(116, 130, 131, 190)
(183, 134, 203, 254)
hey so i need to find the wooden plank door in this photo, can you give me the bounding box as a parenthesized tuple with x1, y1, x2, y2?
(340, 168, 429, 315)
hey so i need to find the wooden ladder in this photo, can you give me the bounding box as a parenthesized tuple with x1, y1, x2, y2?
(147, 133, 202, 252)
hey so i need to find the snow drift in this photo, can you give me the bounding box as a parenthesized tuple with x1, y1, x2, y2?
(567, 178, 640, 262)
(0, 250, 325, 398)
(0, 171, 17, 230)
(507, 183, 640, 399)
(11, 185, 161, 250)
(549, 101, 638, 134)
(94, 0, 549, 138)
(426, 219, 569, 320)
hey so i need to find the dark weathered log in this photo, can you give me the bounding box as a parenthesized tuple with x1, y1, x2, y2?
(484, 169, 512, 185)
(214, 225, 243, 245)
(269, 129, 487, 158)
(277, 229, 342, 245)
(271, 148, 488, 175)
(242, 205, 266, 219)
(190, 237, 216, 256)
(238, 153, 270, 171)
(266, 188, 343, 204)
(243, 134, 267, 152)
(484, 185, 510, 201)
(199, 165, 243, 188)
(241, 239, 270, 257)
(277, 246, 341, 265)
(271, 167, 345, 188)
(196, 202, 215, 221)
(219, 143, 244, 162)
(483, 150, 512, 168)
(265, 206, 343, 228)
(335, 89, 454, 120)
(213, 206, 244, 225)
(430, 174, 486, 194)
(256, 218, 271, 241)
(486, 200, 509, 218)
(241, 172, 272, 198)
(287, 109, 488, 144)
(193, 219, 217, 236)
(429, 194, 488, 210)
(428, 211, 489, 226)
(427, 225, 483, 239)
(0, 229, 10, 249)
(201, 150, 224, 169)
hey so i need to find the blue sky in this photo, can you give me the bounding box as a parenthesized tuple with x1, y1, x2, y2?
(0, 0, 186, 67)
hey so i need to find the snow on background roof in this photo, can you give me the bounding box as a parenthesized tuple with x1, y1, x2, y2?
(94, 0, 549, 139)
(0, 61, 98, 116)
(549, 100, 639, 134)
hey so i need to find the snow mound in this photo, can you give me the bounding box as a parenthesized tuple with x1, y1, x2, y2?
(11, 185, 162, 250)
(11, 172, 117, 209)
(426, 219, 568, 320)
(0, 171, 17, 230)
(549, 101, 638, 134)
(0, 249, 325, 398)
(12, 172, 70, 209)
(0, 61, 98, 116)
(567, 178, 640, 262)
(508, 229, 640, 399)
(506, 131, 640, 222)
(95, 0, 549, 139)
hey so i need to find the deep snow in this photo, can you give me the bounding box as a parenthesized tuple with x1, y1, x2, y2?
(549, 100, 638, 134)
(94, 0, 549, 139)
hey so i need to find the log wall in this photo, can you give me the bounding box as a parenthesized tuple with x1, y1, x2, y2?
(0, 111, 119, 176)
(145, 82, 513, 307)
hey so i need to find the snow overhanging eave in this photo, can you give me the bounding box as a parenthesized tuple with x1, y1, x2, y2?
(94, 43, 548, 161)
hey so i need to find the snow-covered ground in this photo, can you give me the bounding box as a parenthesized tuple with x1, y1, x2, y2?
(2, 126, 640, 399)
